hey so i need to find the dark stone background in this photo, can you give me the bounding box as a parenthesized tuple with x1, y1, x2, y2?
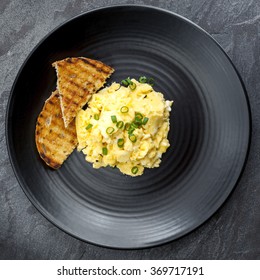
(0, 0, 259, 259)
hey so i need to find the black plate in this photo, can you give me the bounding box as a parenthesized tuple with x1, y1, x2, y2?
(6, 5, 250, 248)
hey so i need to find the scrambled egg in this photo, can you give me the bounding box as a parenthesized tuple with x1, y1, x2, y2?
(75, 79, 172, 176)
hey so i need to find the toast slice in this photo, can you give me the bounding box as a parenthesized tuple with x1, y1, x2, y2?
(52, 57, 114, 127)
(35, 90, 78, 169)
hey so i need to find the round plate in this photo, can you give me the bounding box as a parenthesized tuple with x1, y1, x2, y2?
(6, 5, 250, 248)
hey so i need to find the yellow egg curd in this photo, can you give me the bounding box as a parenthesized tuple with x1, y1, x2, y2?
(75, 79, 173, 176)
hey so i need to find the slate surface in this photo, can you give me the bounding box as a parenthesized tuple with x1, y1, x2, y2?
(0, 0, 259, 259)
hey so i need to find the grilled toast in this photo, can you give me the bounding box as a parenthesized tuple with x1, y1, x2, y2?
(52, 57, 114, 127)
(35, 90, 78, 169)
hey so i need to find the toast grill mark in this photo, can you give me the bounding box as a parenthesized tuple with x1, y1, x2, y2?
(52, 57, 114, 127)
(79, 57, 112, 75)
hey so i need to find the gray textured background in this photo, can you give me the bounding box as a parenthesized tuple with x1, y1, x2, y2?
(0, 0, 259, 259)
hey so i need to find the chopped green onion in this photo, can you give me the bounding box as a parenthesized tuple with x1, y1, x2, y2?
(129, 134, 137, 142)
(121, 79, 129, 87)
(139, 76, 147, 83)
(131, 122, 139, 129)
(120, 106, 129, 113)
(85, 124, 93, 130)
(116, 121, 124, 129)
(126, 77, 132, 85)
(117, 138, 124, 148)
(106, 127, 115, 134)
(111, 115, 117, 123)
(131, 166, 138, 174)
(128, 127, 135, 135)
(124, 122, 131, 131)
(94, 114, 99, 120)
(129, 82, 136, 91)
(134, 119, 142, 127)
(102, 147, 108, 155)
(142, 117, 149, 125)
(148, 77, 154, 86)
(135, 112, 143, 120)
(128, 123, 138, 134)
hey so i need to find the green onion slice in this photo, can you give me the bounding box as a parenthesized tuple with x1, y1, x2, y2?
(139, 76, 147, 83)
(120, 106, 129, 113)
(111, 115, 117, 123)
(129, 82, 136, 91)
(135, 112, 143, 118)
(131, 122, 138, 129)
(126, 77, 132, 85)
(116, 121, 124, 129)
(148, 77, 155, 86)
(106, 127, 115, 134)
(142, 117, 149, 125)
(129, 134, 137, 142)
(124, 122, 131, 131)
(128, 128, 135, 135)
(134, 119, 142, 127)
(102, 147, 108, 155)
(121, 79, 129, 87)
(85, 124, 93, 130)
(135, 112, 143, 120)
(94, 114, 99, 120)
(117, 138, 124, 148)
(131, 166, 139, 174)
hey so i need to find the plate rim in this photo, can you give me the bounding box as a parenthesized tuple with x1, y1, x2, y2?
(5, 4, 252, 249)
